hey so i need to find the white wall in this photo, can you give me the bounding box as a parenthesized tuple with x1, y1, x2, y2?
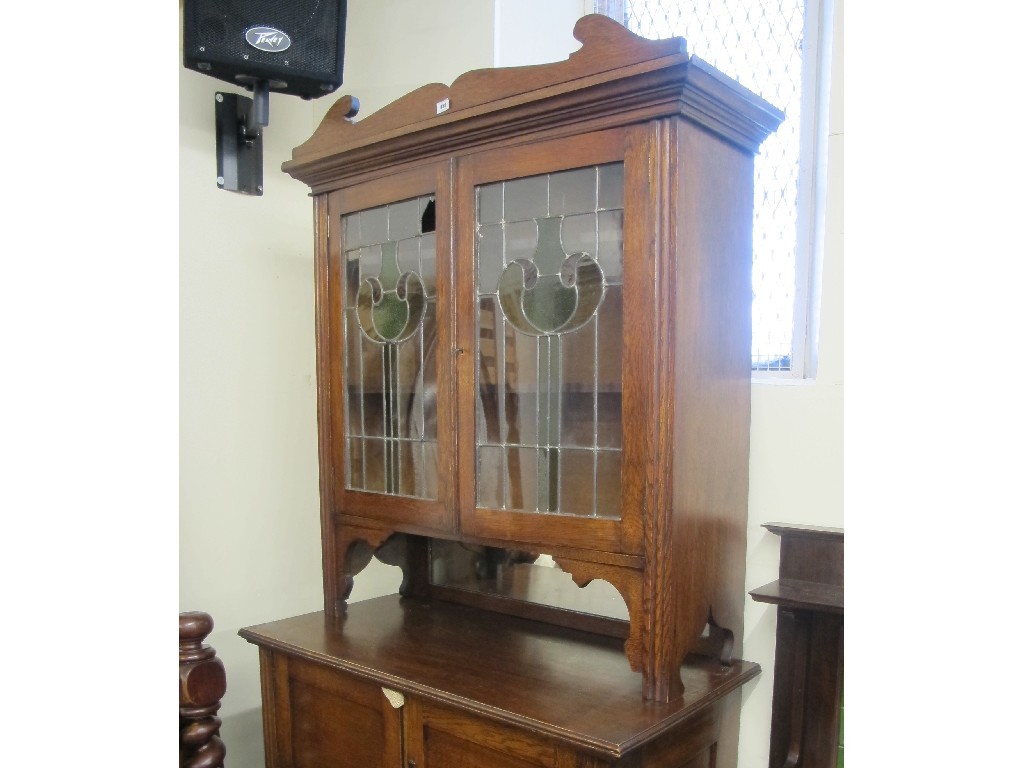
(179, 3, 496, 766)
(179, 41, 324, 768)
(179, 1, 842, 766)
(743, 1, 843, 762)
(494, 0, 588, 67)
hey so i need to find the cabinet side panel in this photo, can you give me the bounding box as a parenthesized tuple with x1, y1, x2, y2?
(673, 121, 756, 664)
(258, 648, 281, 768)
(272, 654, 294, 767)
(317, 193, 340, 615)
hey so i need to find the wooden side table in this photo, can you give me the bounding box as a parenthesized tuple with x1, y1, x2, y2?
(750, 523, 843, 768)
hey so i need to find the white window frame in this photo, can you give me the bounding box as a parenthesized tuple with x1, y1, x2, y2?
(588, 0, 835, 380)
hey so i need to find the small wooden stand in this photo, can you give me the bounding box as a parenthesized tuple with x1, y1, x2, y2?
(750, 523, 844, 768)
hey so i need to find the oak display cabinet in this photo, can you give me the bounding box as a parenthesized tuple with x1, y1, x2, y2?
(240, 15, 782, 768)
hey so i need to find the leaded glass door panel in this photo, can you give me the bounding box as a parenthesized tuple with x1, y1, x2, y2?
(325, 164, 455, 531)
(455, 129, 646, 555)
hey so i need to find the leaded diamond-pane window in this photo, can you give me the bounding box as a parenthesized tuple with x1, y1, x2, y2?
(596, 0, 832, 374)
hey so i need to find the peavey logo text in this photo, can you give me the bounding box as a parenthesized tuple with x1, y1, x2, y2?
(244, 26, 292, 53)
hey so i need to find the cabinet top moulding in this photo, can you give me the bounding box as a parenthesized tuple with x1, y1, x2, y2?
(282, 14, 784, 193)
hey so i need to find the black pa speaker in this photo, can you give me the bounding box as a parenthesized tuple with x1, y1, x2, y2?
(183, 0, 347, 100)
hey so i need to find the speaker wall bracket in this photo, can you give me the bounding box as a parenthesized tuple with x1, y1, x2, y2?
(215, 85, 269, 196)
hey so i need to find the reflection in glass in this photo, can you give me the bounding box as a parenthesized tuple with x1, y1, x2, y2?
(597, 210, 624, 284)
(558, 320, 596, 448)
(477, 445, 504, 510)
(550, 167, 597, 215)
(504, 174, 548, 222)
(475, 164, 624, 519)
(342, 195, 439, 499)
(428, 540, 629, 620)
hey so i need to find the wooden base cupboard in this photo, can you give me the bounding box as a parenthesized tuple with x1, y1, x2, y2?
(241, 596, 760, 768)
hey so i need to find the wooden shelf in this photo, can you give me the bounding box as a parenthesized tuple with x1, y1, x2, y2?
(749, 577, 843, 614)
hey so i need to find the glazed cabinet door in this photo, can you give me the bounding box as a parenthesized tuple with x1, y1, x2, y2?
(321, 162, 456, 533)
(454, 127, 658, 556)
(259, 650, 404, 768)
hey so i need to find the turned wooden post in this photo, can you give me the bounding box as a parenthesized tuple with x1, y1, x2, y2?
(180, 611, 227, 768)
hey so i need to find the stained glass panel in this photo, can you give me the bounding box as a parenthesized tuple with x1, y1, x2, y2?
(475, 164, 624, 519)
(341, 195, 439, 500)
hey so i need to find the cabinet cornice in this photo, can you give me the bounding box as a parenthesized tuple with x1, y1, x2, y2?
(283, 16, 781, 193)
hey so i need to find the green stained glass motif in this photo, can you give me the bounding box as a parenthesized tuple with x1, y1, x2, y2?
(497, 217, 605, 337)
(475, 164, 624, 519)
(356, 241, 426, 343)
(342, 195, 438, 500)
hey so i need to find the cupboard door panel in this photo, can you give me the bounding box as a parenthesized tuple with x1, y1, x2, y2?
(267, 654, 403, 768)
(426, 730, 549, 768)
(290, 679, 385, 768)
(407, 699, 557, 768)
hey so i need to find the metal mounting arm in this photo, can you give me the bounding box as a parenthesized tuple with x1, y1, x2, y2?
(214, 81, 270, 196)
(242, 80, 270, 139)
